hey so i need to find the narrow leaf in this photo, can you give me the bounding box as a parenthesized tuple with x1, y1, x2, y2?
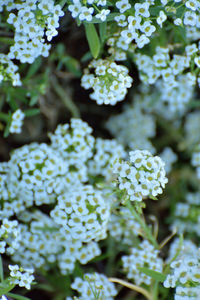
(138, 267, 166, 282)
(0, 281, 15, 296)
(99, 22, 107, 43)
(0, 255, 3, 282)
(6, 292, 30, 300)
(25, 57, 42, 80)
(84, 23, 100, 59)
(24, 108, 40, 117)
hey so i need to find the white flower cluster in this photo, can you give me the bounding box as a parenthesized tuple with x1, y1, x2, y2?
(122, 240, 163, 286)
(9, 109, 25, 134)
(172, 192, 200, 236)
(107, 0, 200, 57)
(106, 100, 156, 153)
(81, 59, 133, 105)
(191, 143, 200, 179)
(108, 207, 141, 245)
(88, 138, 126, 181)
(51, 185, 110, 242)
(0, 54, 21, 86)
(165, 238, 200, 299)
(133, 84, 189, 121)
(9, 264, 34, 290)
(160, 147, 177, 174)
(114, 2, 156, 50)
(68, 0, 110, 22)
(11, 211, 101, 274)
(70, 272, 117, 300)
(49, 119, 95, 174)
(113, 150, 168, 202)
(185, 111, 200, 149)
(0, 218, 21, 255)
(164, 251, 200, 300)
(135, 45, 198, 113)
(0, 118, 124, 274)
(169, 0, 200, 30)
(2, 0, 64, 64)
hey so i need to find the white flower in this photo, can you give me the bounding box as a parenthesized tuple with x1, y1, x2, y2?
(135, 2, 150, 18)
(194, 56, 200, 68)
(183, 11, 197, 26)
(96, 9, 110, 21)
(9, 109, 25, 134)
(79, 7, 94, 21)
(140, 21, 156, 37)
(116, 0, 131, 13)
(157, 11, 167, 27)
(174, 18, 182, 26)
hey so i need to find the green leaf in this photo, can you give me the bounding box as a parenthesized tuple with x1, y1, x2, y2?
(25, 57, 42, 80)
(99, 22, 107, 43)
(150, 195, 158, 201)
(24, 108, 40, 117)
(81, 51, 93, 63)
(84, 23, 100, 59)
(29, 93, 39, 106)
(62, 56, 81, 77)
(138, 267, 166, 282)
(3, 112, 12, 138)
(6, 292, 30, 300)
(0, 255, 3, 282)
(0, 280, 15, 296)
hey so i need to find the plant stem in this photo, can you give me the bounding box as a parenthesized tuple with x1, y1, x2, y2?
(0, 112, 9, 122)
(109, 278, 151, 300)
(51, 75, 80, 118)
(0, 255, 3, 282)
(151, 281, 158, 300)
(126, 200, 159, 248)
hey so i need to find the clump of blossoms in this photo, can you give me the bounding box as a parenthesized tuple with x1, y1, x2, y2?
(113, 150, 168, 203)
(122, 240, 163, 286)
(9, 109, 25, 134)
(0, 54, 21, 86)
(131, 83, 189, 121)
(68, 0, 111, 22)
(2, 0, 64, 64)
(106, 100, 156, 153)
(49, 118, 95, 177)
(134, 45, 198, 113)
(164, 250, 200, 300)
(108, 207, 142, 245)
(81, 59, 133, 105)
(167, 238, 199, 263)
(70, 272, 117, 300)
(50, 185, 110, 243)
(0, 218, 21, 255)
(88, 138, 126, 182)
(0, 118, 120, 274)
(9, 264, 34, 290)
(172, 192, 200, 236)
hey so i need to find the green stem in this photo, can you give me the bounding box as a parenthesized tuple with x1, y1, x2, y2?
(0, 112, 9, 122)
(0, 255, 3, 282)
(126, 200, 159, 248)
(151, 281, 158, 300)
(109, 278, 151, 300)
(51, 76, 80, 118)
